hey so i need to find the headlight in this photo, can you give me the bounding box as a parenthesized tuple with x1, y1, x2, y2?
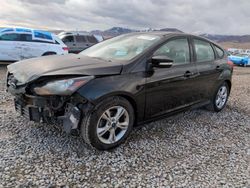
(34, 76, 94, 96)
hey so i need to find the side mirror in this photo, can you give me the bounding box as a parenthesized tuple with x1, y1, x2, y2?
(151, 55, 173, 68)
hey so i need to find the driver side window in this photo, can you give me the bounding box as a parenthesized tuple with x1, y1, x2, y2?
(0, 33, 20, 41)
(154, 38, 190, 65)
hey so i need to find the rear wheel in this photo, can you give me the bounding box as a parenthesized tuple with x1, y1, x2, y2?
(206, 82, 229, 112)
(81, 96, 134, 150)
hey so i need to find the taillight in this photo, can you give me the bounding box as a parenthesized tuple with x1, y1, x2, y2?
(62, 47, 69, 51)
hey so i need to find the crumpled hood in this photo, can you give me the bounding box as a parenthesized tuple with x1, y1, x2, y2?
(7, 54, 123, 85)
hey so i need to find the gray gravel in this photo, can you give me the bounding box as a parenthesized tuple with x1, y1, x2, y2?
(0, 65, 249, 187)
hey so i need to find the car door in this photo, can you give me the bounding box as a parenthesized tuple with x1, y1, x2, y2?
(0, 33, 22, 61)
(145, 37, 200, 119)
(19, 34, 48, 59)
(191, 38, 222, 100)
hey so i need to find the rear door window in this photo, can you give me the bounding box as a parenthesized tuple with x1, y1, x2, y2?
(20, 34, 32, 42)
(194, 39, 215, 62)
(214, 45, 224, 58)
(75, 35, 87, 43)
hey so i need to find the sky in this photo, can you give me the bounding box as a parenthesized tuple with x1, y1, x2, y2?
(1, 0, 249, 35)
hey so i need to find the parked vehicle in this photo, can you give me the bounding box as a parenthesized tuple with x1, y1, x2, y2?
(228, 54, 249, 66)
(7, 32, 233, 150)
(0, 27, 68, 62)
(58, 32, 99, 53)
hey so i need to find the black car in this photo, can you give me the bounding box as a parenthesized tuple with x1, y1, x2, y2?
(7, 32, 233, 150)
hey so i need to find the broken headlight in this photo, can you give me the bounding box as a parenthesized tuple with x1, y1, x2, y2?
(34, 76, 94, 96)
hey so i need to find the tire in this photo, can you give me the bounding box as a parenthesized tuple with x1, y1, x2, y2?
(206, 82, 230, 112)
(81, 96, 135, 150)
(42, 52, 56, 56)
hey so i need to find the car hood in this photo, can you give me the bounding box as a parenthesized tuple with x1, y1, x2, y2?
(7, 54, 123, 85)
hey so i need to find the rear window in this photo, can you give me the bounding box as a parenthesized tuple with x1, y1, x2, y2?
(214, 45, 224, 58)
(75, 35, 87, 43)
(86, 36, 97, 43)
(194, 39, 215, 62)
(33, 30, 53, 40)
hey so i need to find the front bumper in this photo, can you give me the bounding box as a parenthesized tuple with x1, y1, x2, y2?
(13, 93, 91, 134)
(14, 94, 58, 122)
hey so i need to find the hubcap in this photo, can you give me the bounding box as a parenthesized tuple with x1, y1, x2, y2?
(97, 106, 129, 144)
(215, 86, 228, 109)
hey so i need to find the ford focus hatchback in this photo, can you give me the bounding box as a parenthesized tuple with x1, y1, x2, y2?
(0, 27, 68, 62)
(7, 32, 233, 150)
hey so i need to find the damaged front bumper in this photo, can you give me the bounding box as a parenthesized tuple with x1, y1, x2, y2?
(13, 93, 92, 134)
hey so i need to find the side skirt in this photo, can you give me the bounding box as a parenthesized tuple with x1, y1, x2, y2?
(136, 100, 211, 127)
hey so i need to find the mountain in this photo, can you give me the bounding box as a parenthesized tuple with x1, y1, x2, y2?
(200, 34, 250, 43)
(48, 26, 250, 45)
(90, 27, 182, 38)
(99, 27, 137, 38)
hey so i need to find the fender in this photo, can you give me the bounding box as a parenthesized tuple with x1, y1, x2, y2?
(75, 72, 146, 122)
(211, 67, 233, 95)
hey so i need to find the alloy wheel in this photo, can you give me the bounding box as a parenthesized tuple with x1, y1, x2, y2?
(215, 85, 228, 109)
(97, 106, 129, 144)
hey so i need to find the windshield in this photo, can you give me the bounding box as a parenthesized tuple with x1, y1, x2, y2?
(80, 34, 161, 61)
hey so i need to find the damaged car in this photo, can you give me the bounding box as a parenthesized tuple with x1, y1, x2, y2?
(6, 32, 233, 150)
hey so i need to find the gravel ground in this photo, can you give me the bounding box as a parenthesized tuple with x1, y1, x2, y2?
(0, 65, 249, 187)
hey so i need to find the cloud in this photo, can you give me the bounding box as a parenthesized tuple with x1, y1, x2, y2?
(0, 0, 249, 35)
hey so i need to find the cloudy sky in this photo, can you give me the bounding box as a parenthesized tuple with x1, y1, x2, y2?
(1, 0, 249, 35)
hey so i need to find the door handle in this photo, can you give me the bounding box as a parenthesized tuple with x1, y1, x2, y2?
(73, 44, 76, 46)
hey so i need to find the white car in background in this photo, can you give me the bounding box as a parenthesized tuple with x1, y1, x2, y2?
(0, 27, 68, 62)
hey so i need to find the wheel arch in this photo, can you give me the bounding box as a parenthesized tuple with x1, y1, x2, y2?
(42, 51, 57, 56)
(91, 92, 139, 125)
(218, 68, 232, 92)
(224, 79, 232, 92)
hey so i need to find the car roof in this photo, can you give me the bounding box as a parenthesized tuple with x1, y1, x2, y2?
(125, 31, 221, 46)
(0, 27, 57, 43)
(58, 31, 93, 37)
(0, 27, 49, 33)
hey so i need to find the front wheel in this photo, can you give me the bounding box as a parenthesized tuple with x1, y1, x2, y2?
(206, 82, 230, 112)
(81, 97, 134, 150)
